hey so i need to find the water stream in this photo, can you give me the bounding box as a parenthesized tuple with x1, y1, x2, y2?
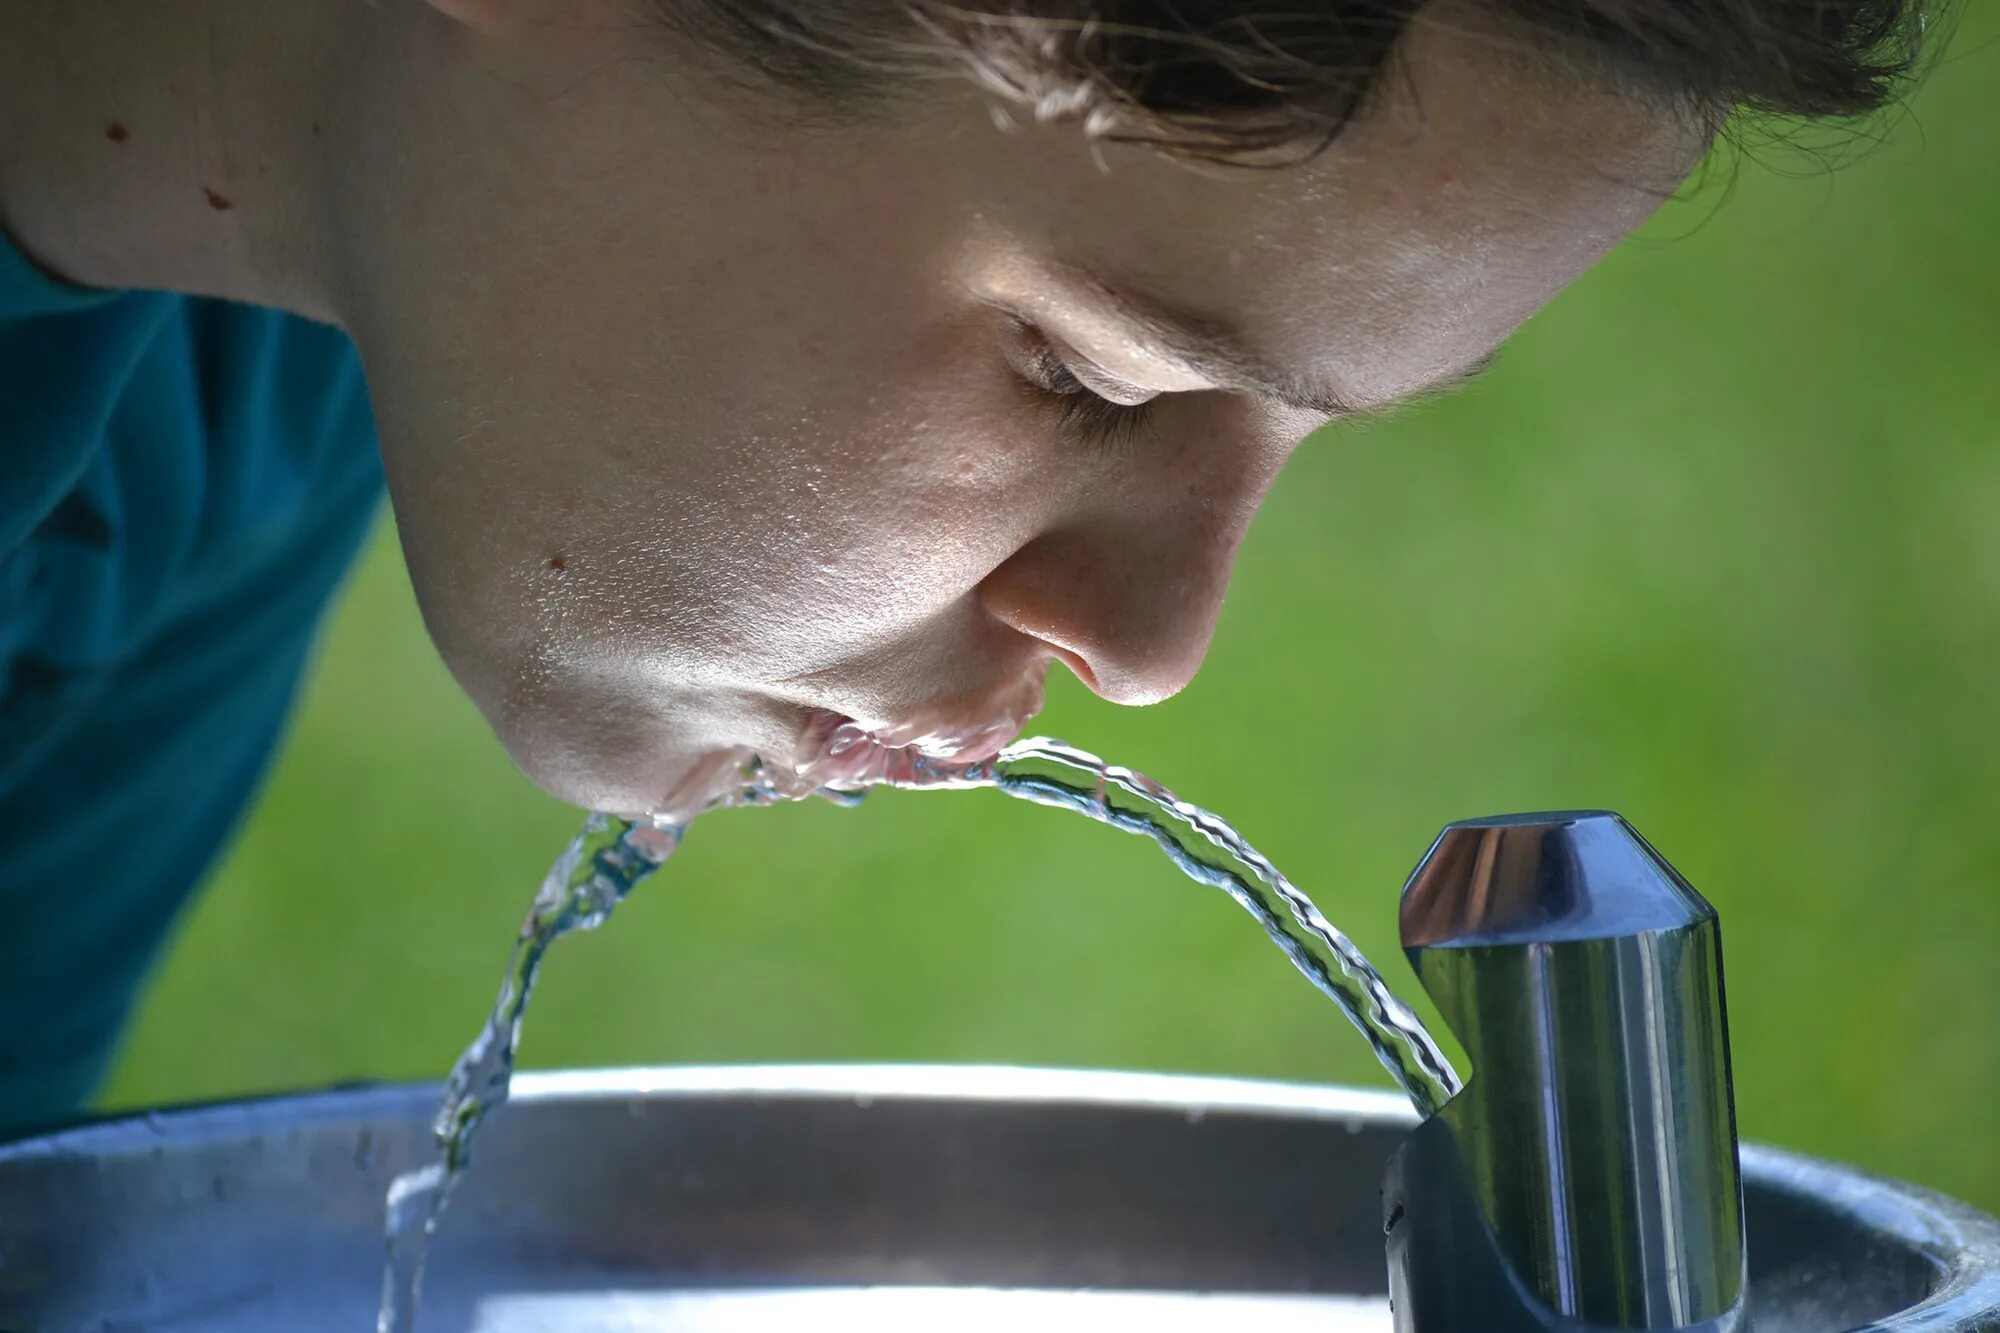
(377, 735, 1461, 1332)
(375, 758, 807, 1333)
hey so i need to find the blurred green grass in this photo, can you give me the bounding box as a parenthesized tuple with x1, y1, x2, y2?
(107, 18, 2000, 1214)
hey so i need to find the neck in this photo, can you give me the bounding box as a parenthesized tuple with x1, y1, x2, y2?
(0, 0, 349, 321)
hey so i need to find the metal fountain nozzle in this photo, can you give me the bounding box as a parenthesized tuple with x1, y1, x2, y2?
(1383, 811, 1748, 1332)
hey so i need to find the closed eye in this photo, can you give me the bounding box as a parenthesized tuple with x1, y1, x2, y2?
(1007, 321, 1163, 451)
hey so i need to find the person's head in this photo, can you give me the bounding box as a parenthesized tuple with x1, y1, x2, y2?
(330, 0, 1929, 816)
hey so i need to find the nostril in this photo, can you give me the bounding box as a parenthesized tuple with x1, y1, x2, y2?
(1046, 644, 1101, 696)
(976, 526, 1226, 707)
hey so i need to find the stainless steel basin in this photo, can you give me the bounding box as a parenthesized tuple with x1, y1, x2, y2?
(3, 1065, 1998, 1331)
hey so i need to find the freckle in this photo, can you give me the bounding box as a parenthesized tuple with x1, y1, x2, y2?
(105, 122, 129, 143)
(547, 553, 567, 573)
(311, 122, 322, 136)
(202, 187, 232, 211)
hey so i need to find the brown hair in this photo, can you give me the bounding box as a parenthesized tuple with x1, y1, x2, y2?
(658, 0, 1938, 164)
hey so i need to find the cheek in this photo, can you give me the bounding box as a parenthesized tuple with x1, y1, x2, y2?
(519, 336, 1055, 687)
(367, 207, 1064, 719)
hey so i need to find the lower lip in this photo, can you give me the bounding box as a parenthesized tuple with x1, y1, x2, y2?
(792, 711, 1020, 792)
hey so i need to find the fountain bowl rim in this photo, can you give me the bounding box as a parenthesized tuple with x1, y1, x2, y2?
(5, 1063, 1998, 1330)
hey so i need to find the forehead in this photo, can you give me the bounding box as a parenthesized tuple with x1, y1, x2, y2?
(979, 11, 1708, 408)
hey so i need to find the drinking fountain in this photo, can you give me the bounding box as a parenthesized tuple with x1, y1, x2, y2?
(1385, 811, 1746, 1331)
(2, 810, 1997, 1331)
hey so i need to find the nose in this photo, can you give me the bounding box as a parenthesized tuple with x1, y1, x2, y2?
(976, 459, 1269, 706)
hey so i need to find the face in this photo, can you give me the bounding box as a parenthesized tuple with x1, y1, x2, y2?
(328, 6, 1704, 818)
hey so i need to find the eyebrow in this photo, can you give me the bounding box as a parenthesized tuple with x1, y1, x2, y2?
(1062, 264, 1500, 418)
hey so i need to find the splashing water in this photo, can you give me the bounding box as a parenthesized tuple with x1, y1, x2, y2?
(378, 735, 1460, 1332)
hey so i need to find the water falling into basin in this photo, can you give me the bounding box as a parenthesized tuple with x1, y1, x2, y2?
(377, 735, 1461, 1332)
(376, 757, 808, 1333)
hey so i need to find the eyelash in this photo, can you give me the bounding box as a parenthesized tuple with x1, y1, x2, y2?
(1014, 332, 1162, 451)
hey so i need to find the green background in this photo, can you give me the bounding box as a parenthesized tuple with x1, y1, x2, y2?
(107, 17, 2000, 1214)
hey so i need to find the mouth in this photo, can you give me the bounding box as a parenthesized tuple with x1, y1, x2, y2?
(787, 674, 1045, 793)
(636, 673, 1046, 824)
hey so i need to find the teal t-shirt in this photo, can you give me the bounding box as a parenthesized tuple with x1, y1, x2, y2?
(0, 236, 382, 1136)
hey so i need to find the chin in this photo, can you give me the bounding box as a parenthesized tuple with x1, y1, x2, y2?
(502, 740, 670, 817)
(487, 704, 720, 818)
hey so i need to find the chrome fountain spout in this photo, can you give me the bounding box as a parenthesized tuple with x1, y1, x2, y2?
(1382, 811, 1749, 1332)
